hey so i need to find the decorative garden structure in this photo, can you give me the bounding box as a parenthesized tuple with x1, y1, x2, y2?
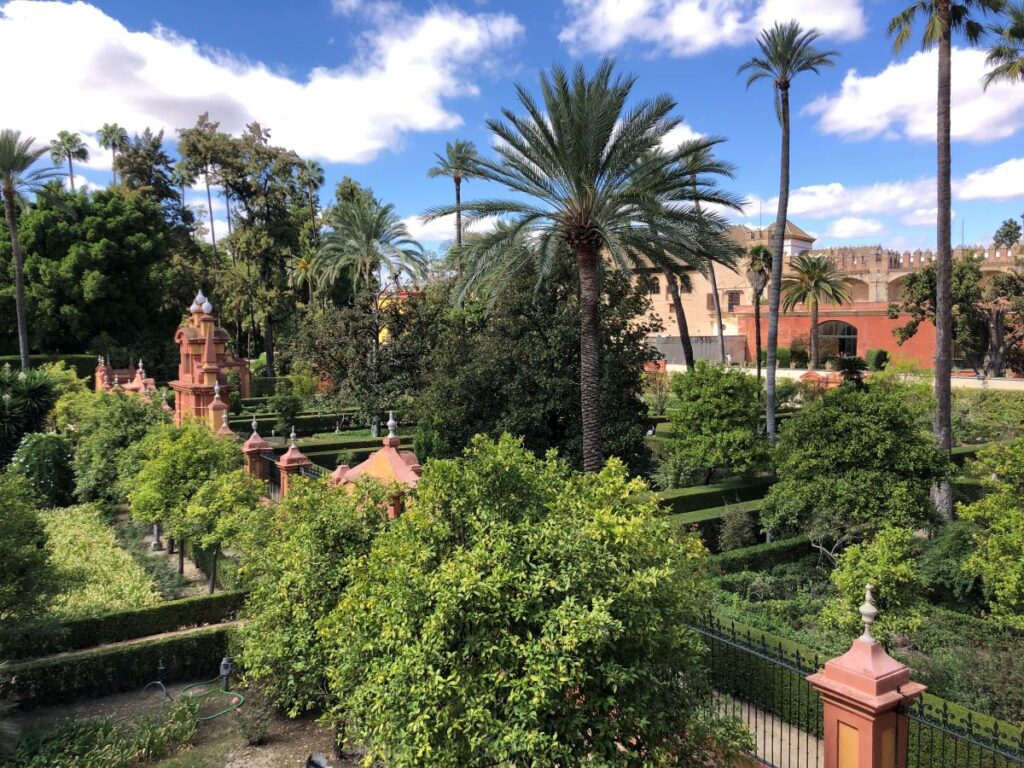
(331, 411, 422, 517)
(94, 356, 158, 397)
(169, 291, 251, 428)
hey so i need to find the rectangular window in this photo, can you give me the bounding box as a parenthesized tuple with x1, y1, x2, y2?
(727, 291, 742, 312)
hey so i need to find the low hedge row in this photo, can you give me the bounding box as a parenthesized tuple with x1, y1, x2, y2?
(656, 476, 773, 516)
(0, 625, 234, 708)
(0, 353, 97, 378)
(710, 535, 812, 574)
(1, 592, 244, 660)
(668, 500, 763, 552)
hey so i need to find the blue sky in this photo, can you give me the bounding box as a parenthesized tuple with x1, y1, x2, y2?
(2, 0, 1022, 251)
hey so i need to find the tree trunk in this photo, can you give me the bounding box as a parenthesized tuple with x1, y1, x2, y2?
(455, 175, 463, 248)
(167, 536, 175, 555)
(309, 188, 318, 246)
(225, 191, 233, 237)
(178, 541, 185, 575)
(577, 247, 603, 472)
(708, 264, 726, 363)
(766, 85, 791, 445)
(810, 299, 819, 369)
(663, 269, 695, 368)
(205, 170, 217, 258)
(5, 191, 30, 370)
(263, 314, 275, 378)
(933, 14, 954, 519)
(208, 548, 218, 594)
(111, 149, 118, 186)
(754, 288, 764, 381)
(67, 156, 75, 192)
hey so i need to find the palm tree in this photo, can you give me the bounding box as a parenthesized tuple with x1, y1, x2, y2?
(832, 355, 869, 388)
(0, 130, 62, 369)
(313, 194, 426, 294)
(427, 140, 480, 247)
(984, 2, 1024, 87)
(663, 269, 696, 368)
(97, 122, 128, 185)
(890, 0, 1002, 519)
(739, 22, 838, 444)
(298, 159, 325, 246)
(49, 130, 89, 192)
(426, 61, 743, 471)
(746, 244, 772, 381)
(781, 254, 851, 368)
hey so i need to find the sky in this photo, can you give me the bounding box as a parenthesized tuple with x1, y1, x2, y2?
(2, 0, 1023, 252)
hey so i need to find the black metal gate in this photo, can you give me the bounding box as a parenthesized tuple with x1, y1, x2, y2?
(260, 450, 280, 502)
(898, 697, 1024, 768)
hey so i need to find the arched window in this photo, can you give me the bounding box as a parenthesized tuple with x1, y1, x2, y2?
(818, 320, 858, 358)
(648, 276, 661, 296)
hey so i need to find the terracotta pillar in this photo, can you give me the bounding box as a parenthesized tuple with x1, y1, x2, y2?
(241, 418, 271, 479)
(276, 428, 311, 498)
(807, 586, 925, 768)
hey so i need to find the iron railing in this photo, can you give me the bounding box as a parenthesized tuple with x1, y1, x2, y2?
(694, 617, 823, 768)
(298, 463, 328, 481)
(899, 697, 1024, 768)
(260, 450, 281, 502)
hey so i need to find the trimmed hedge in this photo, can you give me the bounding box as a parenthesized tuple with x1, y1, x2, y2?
(711, 535, 812, 574)
(0, 625, 234, 708)
(250, 376, 285, 397)
(865, 348, 889, 371)
(656, 476, 773, 516)
(0, 592, 244, 660)
(669, 499, 763, 552)
(184, 542, 241, 592)
(0, 354, 97, 378)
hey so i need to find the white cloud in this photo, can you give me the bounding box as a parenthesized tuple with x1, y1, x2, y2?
(956, 157, 1024, 201)
(0, 1, 523, 164)
(660, 122, 703, 150)
(62, 172, 103, 193)
(198, 218, 229, 245)
(807, 47, 1024, 143)
(331, 0, 361, 13)
(559, 0, 865, 56)
(753, 178, 936, 221)
(901, 207, 957, 226)
(401, 212, 497, 243)
(825, 216, 883, 238)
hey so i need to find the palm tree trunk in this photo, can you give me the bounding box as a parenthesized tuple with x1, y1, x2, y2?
(309, 188, 318, 246)
(111, 148, 118, 186)
(205, 170, 218, 258)
(933, 14, 954, 519)
(663, 269, 694, 368)
(754, 289, 763, 381)
(708, 264, 726, 363)
(225, 191, 233, 237)
(810, 299, 819, 369)
(67, 156, 75, 192)
(263, 314, 275, 378)
(5, 191, 30, 370)
(455, 176, 463, 248)
(766, 85, 791, 445)
(577, 248, 603, 472)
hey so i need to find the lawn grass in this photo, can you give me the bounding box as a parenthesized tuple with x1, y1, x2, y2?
(42, 504, 161, 621)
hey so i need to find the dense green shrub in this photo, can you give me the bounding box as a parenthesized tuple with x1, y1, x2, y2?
(776, 346, 792, 368)
(918, 521, 984, 610)
(0, 592, 244, 660)
(321, 435, 743, 766)
(952, 389, 1024, 444)
(42, 504, 160, 620)
(718, 505, 759, 551)
(0, 474, 51, 622)
(0, 625, 233, 707)
(0, 367, 57, 464)
(658, 362, 770, 487)
(762, 384, 948, 562)
(0, 355, 97, 379)
(68, 391, 170, 502)
(9, 433, 74, 508)
(712, 535, 812, 574)
(269, 387, 303, 435)
(0, 698, 198, 767)
(865, 348, 889, 370)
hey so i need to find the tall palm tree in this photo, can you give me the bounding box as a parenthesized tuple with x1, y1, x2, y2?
(984, 2, 1024, 87)
(0, 130, 62, 369)
(427, 140, 480, 247)
(313, 194, 426, 294)
(781, 254, 851, 368)
(746, 244, 772, 381)
(298, 159, 325, 246)
(426, 61, 743, 472)
(739, 22, 838, 444)
(663, 269, 696, 368)
(97, 122, 128, 185)
(48, 130, 89, 192)
(890, 0, 1002, 519)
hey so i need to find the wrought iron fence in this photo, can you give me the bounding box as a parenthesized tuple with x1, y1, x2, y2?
(899, 697, 1024, 768)
(298, 463, 328, 481)
(694, 617, 823, 768)
(260, 450, 281, 502)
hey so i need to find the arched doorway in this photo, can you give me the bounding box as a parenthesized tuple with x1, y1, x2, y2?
(818, 320, 858, 358)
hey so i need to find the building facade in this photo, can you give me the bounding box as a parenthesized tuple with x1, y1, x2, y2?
(642, 221, 1022, 368)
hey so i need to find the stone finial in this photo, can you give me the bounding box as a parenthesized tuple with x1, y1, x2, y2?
(387, 410, 397, 438)
(97, 354, 103, 365)
(290, 426, 297, 447)
(859, 584, 878, 643)
(214, 380, 221, 400)
(222, 412, 230, 428)
(251, 415, 259, 436)
(202, 299, 213, 314)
